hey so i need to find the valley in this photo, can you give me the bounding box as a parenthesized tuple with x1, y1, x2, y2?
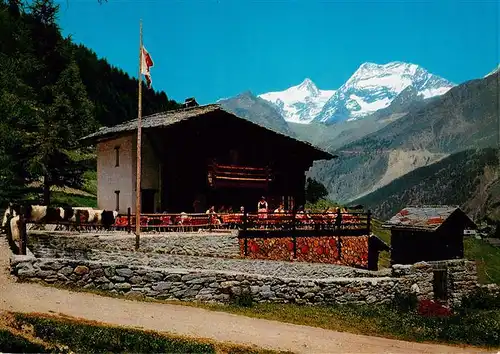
(221, 65, 500, 222)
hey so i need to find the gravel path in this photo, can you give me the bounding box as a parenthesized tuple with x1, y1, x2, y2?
(0, 239, 490, 353)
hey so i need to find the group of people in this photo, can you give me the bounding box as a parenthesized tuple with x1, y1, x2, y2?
(205, 197, 292, 216)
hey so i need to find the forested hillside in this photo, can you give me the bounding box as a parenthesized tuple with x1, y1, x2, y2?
(0, 0, 179, 206)
(308, 72, 500, 203)
(352, 148, 500, 221)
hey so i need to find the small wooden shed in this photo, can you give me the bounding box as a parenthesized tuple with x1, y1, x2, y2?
(383, 206, 476, 265)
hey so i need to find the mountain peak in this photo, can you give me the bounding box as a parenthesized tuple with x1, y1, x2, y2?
(295, 78, 319, 96)
(315, 61, 455, 124)
(257, 78, 335, 124)
(485, 64, 500, 78)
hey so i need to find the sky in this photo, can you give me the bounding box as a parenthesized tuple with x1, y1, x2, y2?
(56, 0, 499, 104)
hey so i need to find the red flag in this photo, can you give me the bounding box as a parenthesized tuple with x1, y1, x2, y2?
(141, 46, 154, 88)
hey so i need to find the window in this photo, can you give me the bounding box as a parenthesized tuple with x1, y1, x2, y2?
(114, 190, 120, 212)
(114, 146, 120, 167)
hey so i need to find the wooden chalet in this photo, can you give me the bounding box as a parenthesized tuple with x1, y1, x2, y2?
(383, 206, 477, 265)
(80, 101, 335, 214)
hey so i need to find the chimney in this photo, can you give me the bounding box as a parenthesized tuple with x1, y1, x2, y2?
(184, 97, 199, 108)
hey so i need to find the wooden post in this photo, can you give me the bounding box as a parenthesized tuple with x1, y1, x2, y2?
(135, 19, 143, 251)
(337, 237, 342, 262)
(243, 211, 248, 231)
(243, 211, 248, 256)
(75, 210, 80, 232)
(367, 210, 372, 235)
(19, 206, 27, 255)
(292, 210, 297, 258)
(127, 207, 131, 233)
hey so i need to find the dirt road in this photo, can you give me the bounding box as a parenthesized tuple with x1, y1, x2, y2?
(0, 240, 490, 353)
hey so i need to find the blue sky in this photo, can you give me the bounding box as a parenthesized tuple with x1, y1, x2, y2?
(57, 0, 499, 104)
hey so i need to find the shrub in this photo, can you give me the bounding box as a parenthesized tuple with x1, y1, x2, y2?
(391, 291, 418, 312)
(417, 299, 452, 317)
(459, 287, 500, 311)
(0, 329, 48, 353)
(231, 291, 254, 308)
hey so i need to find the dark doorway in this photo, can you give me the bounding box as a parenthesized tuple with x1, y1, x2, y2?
(141, 189, 156, 214)
(433, 270, 448, 301)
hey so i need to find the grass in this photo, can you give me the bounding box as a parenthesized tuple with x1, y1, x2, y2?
(34, 281, 500, 349)
(51, 191, 97, 208)
(81, 170, 97, 196)
(175, 297, 500, 349)
(464, 237, 500, 284)
(0, 328, 49, 353)
(371, 218, 391, 269)
(0, 312, 287, 354)
(371, 217, 500, 284)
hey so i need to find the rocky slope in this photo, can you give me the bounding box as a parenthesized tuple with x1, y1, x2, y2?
(308, 72, 499, 203)
(351, 148, 500, 222)
(218, 91, 293, 136)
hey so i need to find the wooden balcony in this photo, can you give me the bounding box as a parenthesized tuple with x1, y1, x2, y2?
(207, 162, 272, 189)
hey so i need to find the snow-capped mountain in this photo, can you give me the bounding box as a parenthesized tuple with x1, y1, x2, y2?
(258, 78, 335, 124)
(314, 61, 455, 124)
(484, 64, 499, 77)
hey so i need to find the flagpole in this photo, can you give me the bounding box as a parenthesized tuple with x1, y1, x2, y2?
(135, 19, 143, 250)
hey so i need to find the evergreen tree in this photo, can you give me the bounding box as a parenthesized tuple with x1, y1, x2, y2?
(305, 177, 329, 204)
(0, 0, 179, 206)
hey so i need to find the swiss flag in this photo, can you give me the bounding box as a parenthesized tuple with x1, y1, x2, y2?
(141, 46, 154, 89)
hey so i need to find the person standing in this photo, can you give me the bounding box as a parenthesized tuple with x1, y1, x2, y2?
(257, 196, 268, 221)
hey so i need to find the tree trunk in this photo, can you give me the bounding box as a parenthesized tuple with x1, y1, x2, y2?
(43, 175, 51, 205)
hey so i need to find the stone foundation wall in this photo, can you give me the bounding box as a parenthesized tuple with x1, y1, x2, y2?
(392, 260, 480, 307)
(9, 234, 497, 307)
(10, 254, 400, 305)
(10, 250, 487, 307)
(238, 236, 369, 267)
(28, 231, 240, 259)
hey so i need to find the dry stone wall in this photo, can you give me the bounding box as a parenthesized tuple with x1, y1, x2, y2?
(9, 250, 486, 307)
(28, 231, 240, 258)
(10, 253, 400, 305)
(8, 233, 496, 307)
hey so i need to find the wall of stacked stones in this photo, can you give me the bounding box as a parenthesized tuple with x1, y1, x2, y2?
(28, 231, 240, 258)
(239, 236, 369, 267)
(11, 252, 401, 305)
(392, 260, 484, 307)
(10, 232, 492, 307)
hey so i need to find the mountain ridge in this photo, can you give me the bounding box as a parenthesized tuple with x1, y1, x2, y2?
(258, 78, 335, 124)
(307, 72, 499, 203)
(314, 61, 455, 124)
(255, 61, 455, 125)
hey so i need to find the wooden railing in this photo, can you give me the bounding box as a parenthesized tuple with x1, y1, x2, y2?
(111, 210, 372, 235)
(5, 208, 371, 256)
(207, 163, 272, 188)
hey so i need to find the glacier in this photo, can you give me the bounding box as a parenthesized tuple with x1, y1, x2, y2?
(257, 61, 455, 124)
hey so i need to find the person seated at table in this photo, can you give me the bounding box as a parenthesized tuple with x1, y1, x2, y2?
(239, 206, 245, 214)
(226, 205, 234, 213)
(206, 206, 216, 214)
(274, 203, 285, 213)
(218, 205, 226, 213)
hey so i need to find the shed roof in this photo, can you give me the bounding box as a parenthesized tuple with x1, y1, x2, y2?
(79, 104, 335, 160)
(382, 206, 476, 231)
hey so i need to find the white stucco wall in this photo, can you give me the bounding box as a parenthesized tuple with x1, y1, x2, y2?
(97, 133, 160, 214)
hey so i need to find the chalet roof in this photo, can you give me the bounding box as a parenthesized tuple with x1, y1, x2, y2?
(79, 104, 335, 160)
(382, 206, 476, 231)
